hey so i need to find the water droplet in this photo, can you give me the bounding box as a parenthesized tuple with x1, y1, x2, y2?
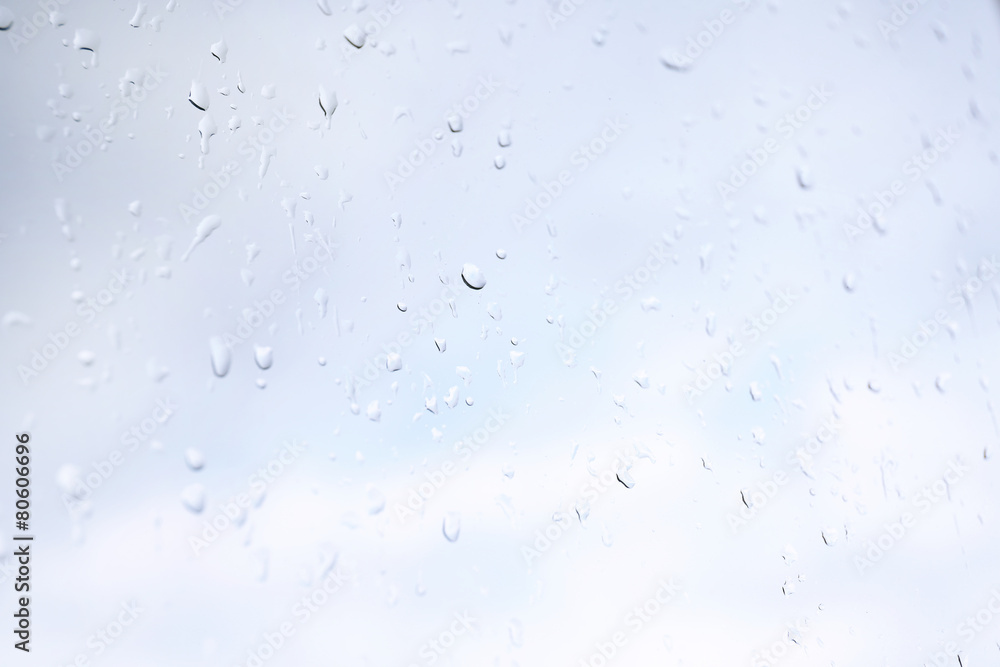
(434, 338, 447, 352)
(386, 353, 402, 371)
(494, 155, 506, 169)
(344, 24, 366, 48)
(318, 86, 337, 128)
(185, 448, 205, 471)
(749, 382, 763, 401)
(181, 215, 221, 261)
(314, 288, 329, 318)
(447, 114, 463, 133)
(0, 7, 14, 30)
(254, 345, 273, 370)
(461, 264, 486, 290)
(498, 129, 511, 147)
(72, 29, 100, 67)
(487, 302, 502, 320)
(209, 336, 231, 377)
(189, 80, 210, 111)
(496, 248, 507, 259)
(181, 484, 206, 513)
(843, 272, 856, 292)
(367, 485, 386, 514)
(633, 371, 649, 388)
(444, 386, 459, 408)
(261, 84, 276, 99)
(366, 400, 381, 421)
(442, 513, 461, 542)
(128, 200, 142, 216)
(210, 38, 229, 62)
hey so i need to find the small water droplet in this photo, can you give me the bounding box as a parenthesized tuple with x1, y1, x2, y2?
(209, 336, 231, 377)
(210, 38, 229, 62)
(254, 345, 273, 370)
(496, 248, 507, 259)
(181, 484, 206, 513)
(185, 448, 205, 471)
(442, 512, 461, 542)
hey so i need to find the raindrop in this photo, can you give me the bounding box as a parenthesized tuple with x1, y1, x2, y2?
(344, 24, 366, 48)
(318, 86, 337, 128)
(314, 288, 329, 318)
(210, 38, 229, 62)
(181, 215, 221, 261)
(180, 484, 206, 513)
(386, 353, 402, 371)
(209, 336, 231, 377)
(0, 7, 13, 30)
(461, 264, 486, 290)
(366, 400, 381, 421)
(185, 448, 205, 471)
(749, 382, 763, 401)
(189, 80, 210, 111)
(442, 513, 461, 542)
(496, 248, 507, 259)
(434, 338, 447, 352)
(72, 29, 100, 67)
(254, 345, 273, 370)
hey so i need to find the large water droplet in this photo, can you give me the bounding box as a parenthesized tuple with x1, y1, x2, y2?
(461, 264, 486, 290)
(189, 80, 210, 111)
